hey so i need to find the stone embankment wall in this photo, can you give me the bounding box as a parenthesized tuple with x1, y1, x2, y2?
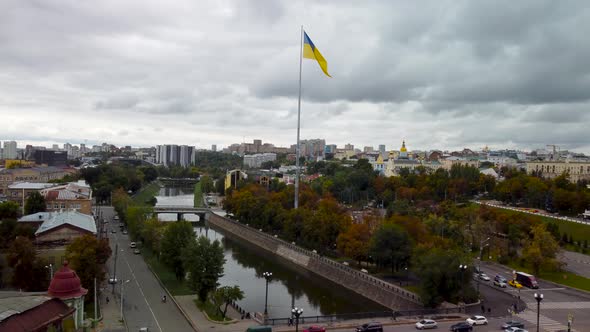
(207, 213, 422, 310)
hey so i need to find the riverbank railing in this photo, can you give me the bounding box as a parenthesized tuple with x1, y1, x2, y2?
(264, 307, 463, 326)
(208, 213, 423, 306)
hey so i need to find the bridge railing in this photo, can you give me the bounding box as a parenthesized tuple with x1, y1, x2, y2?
(153, 205, 209, 210)
(210, 213, 422, 305)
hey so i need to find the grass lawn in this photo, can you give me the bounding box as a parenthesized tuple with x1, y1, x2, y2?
(194, 299, 232, 323)
(132, 182, 161, 205)
(484, 205, 590, 243)
(194, 182, 203, 208)
(506, 261, 590, 292)
(141, 248, 194, 296)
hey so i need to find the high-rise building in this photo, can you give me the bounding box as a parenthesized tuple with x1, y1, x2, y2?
(379, 144, 386, 156)
(157, 144, 195, 167)
(344, 143, 354, 151)
(52, 144, 59, 151)
(211, 144, 217, 152)
(363, 146, 374, 153)
(2, 141, 17, 159)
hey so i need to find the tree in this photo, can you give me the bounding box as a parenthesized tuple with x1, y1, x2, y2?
(521, 223, 561, 274)
(336, 223, 370, 265)
(66, 235, 112, 297)
(24, 191, 46, 215)
(161, 221, 196, 280)
(369, 222, 412, 274)
(0, 201, 19, 220)
(7, 237, 36, 290)
(211, 285, 244, 319)
(182, 236, 225, 301)
(200, 176, 214, 194)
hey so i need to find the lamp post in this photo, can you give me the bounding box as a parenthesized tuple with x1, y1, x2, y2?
(263, 272, 272, 316)
(292, 307, 303, 332)
(459, 264, 467, 312)
(120, 279, 131, 321)
(534, 293, 543, 332)
(477, 237, 490, 298)
(45, 263, 53, 280)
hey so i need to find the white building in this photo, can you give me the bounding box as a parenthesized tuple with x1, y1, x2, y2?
(2, 141, 17, 159)
(243, 153, 277, 168)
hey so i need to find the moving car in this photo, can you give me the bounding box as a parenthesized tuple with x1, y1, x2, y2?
(503, 328, 528, 332)
(495, 275, 507, 283)
(356, 322, 383, 332)
(415, 319, 437, 329)
(508, 280, 523, 289)
(108, 277, 118, 284)
(111, 229, 117, 233)
(449, 322, 472, 332)
(133, 249, 141, 254)
(501, 321, 525, 329)
(478, 273, 490, 281)
(466, 315, 488, 326)
(303, 326, 326, 332)
(130, 242, 137, 248)
(122, 230, 128, 235)
(494, 280, 507, 288)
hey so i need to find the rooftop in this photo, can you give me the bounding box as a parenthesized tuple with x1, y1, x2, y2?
(8, 182, 57, 190)
(34, 210, 96, 235)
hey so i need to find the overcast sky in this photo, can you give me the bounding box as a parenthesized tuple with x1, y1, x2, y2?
(1, 0, 590, 153)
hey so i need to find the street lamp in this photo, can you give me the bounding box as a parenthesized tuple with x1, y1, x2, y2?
(534, 293, 543, 332)
(459, 264, 467, 312)
(292, 307, 303, 332)
(45, 264, 53, 280)
(262, 272, 272, 316)
(477, 237, 490, 298)
(120, 279, 131, 321)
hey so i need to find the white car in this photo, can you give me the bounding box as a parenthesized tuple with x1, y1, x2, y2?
(494, 280, 507, 288)
(415, 319, 437, 330)
(130, 242, 137, 248)
(504, 328, 528, 332)
(466, 315, 488, 326)
(478, 273, 490, 281)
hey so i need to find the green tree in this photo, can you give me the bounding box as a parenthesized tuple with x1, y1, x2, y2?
(0, 201, 19, 220)
(200, 176, 214, 194)
(182, 236, 225, 301)
(66, 235, 112, 296)
(211, 285, 245, 319)
(521, 223, 561, 274)
(369, 222, 412, 274)
(24, 191, 46, 215)
(161, 221, 196, 280)
(7, 236, 36, 290)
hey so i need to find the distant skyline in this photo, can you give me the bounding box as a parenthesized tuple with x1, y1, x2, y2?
(1, 1, 590, 153)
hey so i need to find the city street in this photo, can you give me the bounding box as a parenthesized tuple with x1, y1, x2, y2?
(478, 261, 588, 331)
(100, 206, 194, 332)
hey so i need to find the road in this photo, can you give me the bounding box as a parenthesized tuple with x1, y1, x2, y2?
(558, 250, 590, 278)
(478, 261, 588, 331)
(100, 206, 194, 332)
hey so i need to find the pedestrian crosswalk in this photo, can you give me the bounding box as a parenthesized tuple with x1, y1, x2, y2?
(516, 309, 572, 332)
(526, 301, 590, 309)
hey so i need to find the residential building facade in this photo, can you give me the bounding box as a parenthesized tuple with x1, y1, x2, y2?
(40, 180, 93, 215)
(526, 161, 590, 182)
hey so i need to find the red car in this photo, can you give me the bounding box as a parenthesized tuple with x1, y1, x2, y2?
(303, 326, 326, 332)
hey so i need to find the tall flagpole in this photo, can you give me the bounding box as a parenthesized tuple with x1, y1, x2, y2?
(295, 26, 303, 209)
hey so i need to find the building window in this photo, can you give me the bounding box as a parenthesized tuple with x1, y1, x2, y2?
(54, 204, 59, 209)
(61, 203, 66, 209)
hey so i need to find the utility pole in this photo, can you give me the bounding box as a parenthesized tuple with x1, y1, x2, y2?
(111, 243, 118, 294)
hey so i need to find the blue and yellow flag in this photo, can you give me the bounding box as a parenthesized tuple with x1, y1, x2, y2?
(303, 31, 331, 77)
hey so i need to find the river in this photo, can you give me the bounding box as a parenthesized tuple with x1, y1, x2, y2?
(155, 185, 387, 318)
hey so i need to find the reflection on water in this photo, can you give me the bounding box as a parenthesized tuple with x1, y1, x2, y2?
(158, 185, 386, 317)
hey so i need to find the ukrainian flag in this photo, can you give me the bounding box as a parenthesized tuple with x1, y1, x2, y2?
(303, 31, 331, 77)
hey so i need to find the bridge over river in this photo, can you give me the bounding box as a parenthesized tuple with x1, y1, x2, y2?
(153, 205, 208, 221)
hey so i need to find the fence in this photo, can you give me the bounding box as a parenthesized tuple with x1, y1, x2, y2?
(264, 307, 464, 326)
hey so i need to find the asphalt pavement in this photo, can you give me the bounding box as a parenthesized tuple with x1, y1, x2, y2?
(101, 206, 194, 332)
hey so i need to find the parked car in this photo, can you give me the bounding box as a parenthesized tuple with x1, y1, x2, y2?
(114, 215, 120, 221)
(508, 280, 523, 289)
(494, 280, 507, 288)
(478, 273, 490, 281)
(501, 321, 525, 329)
(122, 230, 128, 235)
(111, 229, 117, 234)
(415, 319, 437, 329)
(130, 242, 137, 248)
(450, 322, 473, 332)
(133, 249, 140, 254)
(466, 315, 488, 326)
(356, 322, 383, 332)
(303, 326, 326, 332)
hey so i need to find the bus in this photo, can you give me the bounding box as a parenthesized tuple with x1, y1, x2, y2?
(515, 271, 538, 289)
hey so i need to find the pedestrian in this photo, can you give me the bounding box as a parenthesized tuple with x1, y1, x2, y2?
(481, 304, 485, 314)
(106, 296, 110, 304)
(488, 308, 491, 314)
(288, 317, 293, 326)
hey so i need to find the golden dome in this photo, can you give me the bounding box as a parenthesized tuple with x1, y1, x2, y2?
(400, 140, 407, 152)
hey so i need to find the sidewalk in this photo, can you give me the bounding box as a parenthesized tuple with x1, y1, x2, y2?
(175, 294, 256, 332)
(96, 291, 126, 332)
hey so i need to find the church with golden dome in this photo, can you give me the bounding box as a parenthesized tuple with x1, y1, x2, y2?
(383, 140, 441, 176)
